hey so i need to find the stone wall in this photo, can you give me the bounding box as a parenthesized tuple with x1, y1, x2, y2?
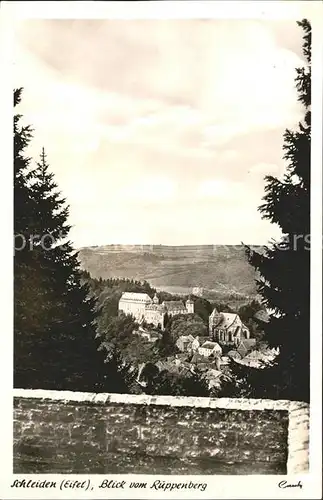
(13, 389, 309, 475)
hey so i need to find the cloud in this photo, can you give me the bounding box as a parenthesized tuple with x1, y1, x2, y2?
(13, 18, 307, 246)
(249, 162, 281, 176)
(197, 179, 245, 200)
(120, 176, 177, 203)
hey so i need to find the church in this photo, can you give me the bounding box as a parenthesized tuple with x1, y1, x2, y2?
(118, 292, 194, 330)
(209, 308, 250, 347)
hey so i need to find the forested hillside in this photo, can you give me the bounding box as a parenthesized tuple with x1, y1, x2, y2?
(78, 244, 263, 299)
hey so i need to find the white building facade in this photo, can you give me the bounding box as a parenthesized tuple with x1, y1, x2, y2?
(118, 292, 152, 322)
(118, 292, 194, 330)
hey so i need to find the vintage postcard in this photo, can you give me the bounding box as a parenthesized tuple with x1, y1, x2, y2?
(0, 0, 322, 499)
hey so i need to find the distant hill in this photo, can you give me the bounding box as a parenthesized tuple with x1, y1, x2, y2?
(77, 244, 264, 301)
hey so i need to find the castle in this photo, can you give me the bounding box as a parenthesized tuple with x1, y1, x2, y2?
(118, 292, 194, 330)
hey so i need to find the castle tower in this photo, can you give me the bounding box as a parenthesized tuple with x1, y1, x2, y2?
(153, 293, 159, 305)
(186, 297, 194, 314)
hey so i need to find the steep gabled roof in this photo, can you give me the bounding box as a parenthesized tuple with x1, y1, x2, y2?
(214, 312, 242, 329)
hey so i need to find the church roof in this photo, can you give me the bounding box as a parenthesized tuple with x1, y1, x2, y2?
(212, 312, 242, 329)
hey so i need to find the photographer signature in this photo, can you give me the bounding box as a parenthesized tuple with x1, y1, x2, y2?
(278, 480, 303, 489)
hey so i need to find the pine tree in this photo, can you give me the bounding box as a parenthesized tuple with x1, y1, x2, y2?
(244, 20, 311, 402)
(14, 91, 110, 392)
(14, 89, 53, 382)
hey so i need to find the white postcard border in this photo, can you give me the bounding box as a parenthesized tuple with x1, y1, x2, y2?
(0, 1, 322, 499)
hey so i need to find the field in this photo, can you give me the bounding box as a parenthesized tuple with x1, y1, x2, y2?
(78, 244, 263, 300)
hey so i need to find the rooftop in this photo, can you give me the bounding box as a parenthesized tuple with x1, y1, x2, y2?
(120, 292, 152, 302)
(163, 300, 186, 311)
(145, 303, 165, 312)
(237, 338, 257, 357)
(227, 350, 242, 359)
(214, 312, 242, 329)
(201, 341, 222, 350)
(177, 335, 194, 342)
(194, 336, 210, 344)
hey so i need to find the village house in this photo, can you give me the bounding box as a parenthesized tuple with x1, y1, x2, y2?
(176, 335, 194, 352)
(191, 336, 210, 352)
(209, 309, 250, 346)
(227, 349, 242, 360)
(155, 359, 192, 377)
(236, 346, 279, 368)
(189, 352, 207, 365)
(118, 292, 194, 330)
(236, 338, 257, 358)
(198, 341, 222, 358)
(226, 340, 256, 360)
(220, 355, 230, 366)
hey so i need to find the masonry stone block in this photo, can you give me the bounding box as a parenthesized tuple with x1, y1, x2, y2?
(13, 389, 309, 475)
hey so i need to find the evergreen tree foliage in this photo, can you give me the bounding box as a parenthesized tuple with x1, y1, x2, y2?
(168, 313, 207, 340)
(14, 89, 53, 374)
(191, 296, 214, 325)
(154, 329, 178, 359)
(244, 20, 311, 402)
(14, 90, 111, 392)
(98, 346, 139, 394)
(238, 300, 265, 340)
(140, 364, 209, 397)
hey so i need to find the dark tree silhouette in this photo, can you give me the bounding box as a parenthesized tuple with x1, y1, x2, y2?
(14, 91, 112, 392)
(244, 20, 311, 402)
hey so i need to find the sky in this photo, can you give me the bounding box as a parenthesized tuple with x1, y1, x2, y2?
(13, 14, 309, 247)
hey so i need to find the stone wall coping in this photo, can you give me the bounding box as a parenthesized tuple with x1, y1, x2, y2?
(13, 388, 310, 474)
(13, 388, 308, 412)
